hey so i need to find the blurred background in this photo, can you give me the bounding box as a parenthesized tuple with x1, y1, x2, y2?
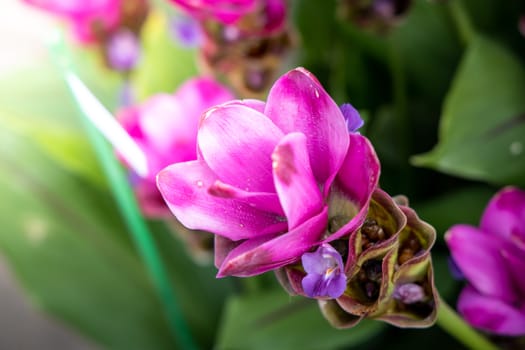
(0, 1, 94, 348)
(1, 0, 524, 349)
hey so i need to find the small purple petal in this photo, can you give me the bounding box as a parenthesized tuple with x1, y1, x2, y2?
(447, 256, 465, 281)
(340, 103, 364, 133)
(169, 15, 204, 48)
(393, 283, 426, 304)
(107, 29, 141, 71)
(301, 244, 347, 298)
(118, 82, 136, 108)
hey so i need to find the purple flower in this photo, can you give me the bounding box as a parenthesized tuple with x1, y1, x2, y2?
(169, 15, 204, 48)
(157, 67, 380, 277)
(340, 103, 364, 133)
(106, 29, 141, 71)
(446, 187, 525, 336)
(393, 283, 426, 304)
(116, 77, 234, 218)
(302, 244, 347, 299)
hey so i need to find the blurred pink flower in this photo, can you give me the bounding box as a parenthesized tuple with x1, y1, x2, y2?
(157, 67, 380, 277)
(23, 0, 121, 43)
(446, 187, 525, 336)
(168, 0, 257, 25)
(117, 77, 234, 217)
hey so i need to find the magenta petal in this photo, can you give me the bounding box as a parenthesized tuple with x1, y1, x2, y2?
(264, 68, 349, 186)
(217, 207, 329, 277)
(445, 225, 517, 303)
(157, 160, 287, 240)
(198, 103, 284, 192)
(480, 187, 525, 250)
(229, 99, 266, 114)
(500, 243, 525, 297)
(458, 285, 525, 336)
(208, 180, 283, 215)
(336, 133, 380, 204)
(272, 132, 324, 229)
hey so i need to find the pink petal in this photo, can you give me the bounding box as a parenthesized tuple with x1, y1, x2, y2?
(139, 94, 198, 160)
(217, 207, 329, 277)
(480, 187, 525, 250)
(208, 179, 283, 215)
(264, 68, 349, 187)
(458, 285, 525, 336)
(157, 160, 287, 241)
(336, 133, 380, 203)
(229, 99, 266, 114)
(500, 243, 525, 297)
(198, 102, 284, 192)
(272, 132, 323, 229)
(445, 225, 518, 303)
(170, 0, 257, 24)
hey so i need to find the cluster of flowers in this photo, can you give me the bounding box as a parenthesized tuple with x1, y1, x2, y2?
(26, 0, 525, 338)
(23, 0, 148, 71)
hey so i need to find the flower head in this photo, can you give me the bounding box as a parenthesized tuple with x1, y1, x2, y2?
(106, 29, 141, 71)
(278, 189, 438, 329)
(446, 187, 525, 336)
(117, 77, 234, 218)
(157, 67, 380, 277)
(302, 244, 347, 299)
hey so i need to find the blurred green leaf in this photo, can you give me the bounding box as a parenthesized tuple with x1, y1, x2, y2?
(412, 186, 494, 240)
(131, 11, 198, 100)
(0, 128, 176, 349)
(0, 50, 122, 186)
(391, 0, 462, 103)
(151, 221, 236, 348)
(413, 36, 525, 186)
(216, 289, 386, 350)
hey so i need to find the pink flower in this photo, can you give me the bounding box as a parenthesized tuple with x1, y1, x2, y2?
(446, 187, 525, 336)
(157, 67, 380, 277)
(22, 0, 121, 43)
(117, 77, 234, 218)
(169, 0, 287, 36)
(168, 0, 257, 25)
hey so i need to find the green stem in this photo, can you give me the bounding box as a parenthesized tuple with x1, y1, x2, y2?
(436, 297, 498, 350)
(49, 32, 198, 350)
(448, 0, 476, 46)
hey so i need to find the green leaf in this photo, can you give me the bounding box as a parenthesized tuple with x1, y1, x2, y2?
(0, 51, 122, 186)
(131, 11, 198, 100)
(216, 289, 386, 350)
(0, 128, 176, 349)
(412, 186, 494, 240)
(412, 36, 525, 186)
